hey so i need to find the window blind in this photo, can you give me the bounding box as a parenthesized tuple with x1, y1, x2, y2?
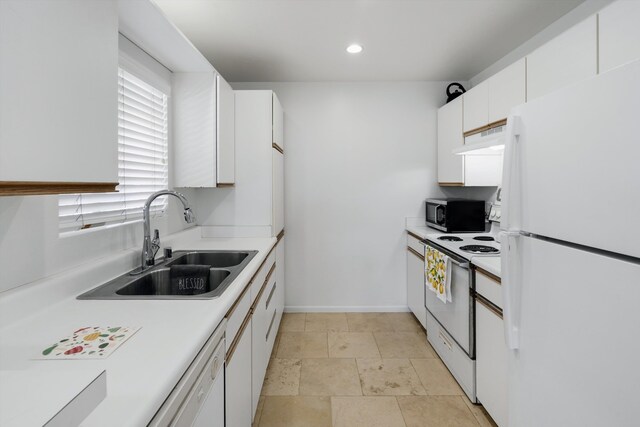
(59, 68, 168, 233)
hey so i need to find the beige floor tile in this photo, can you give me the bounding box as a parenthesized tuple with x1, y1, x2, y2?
(398, 395, 480, 427)
(357, 358, 426, 396)
(271, 333, 281, 359)
(328, 332, 381, 358)
(387, 312, 425, 332)
(259, 396, 332, 427)
(374, 332, 436, 358)
(411, 358, 464, 396)
(346, 313, 396, 332)
(279, 313, 306, 332)
(276, 332, 328, 358)
(299, 358, 362, 396)
(462, 394, 499, 427)
(305, 313, 349, 332)
(331, 396, 406, 427)
(253, 395, 265, 427)
(262, 358, 302, 396)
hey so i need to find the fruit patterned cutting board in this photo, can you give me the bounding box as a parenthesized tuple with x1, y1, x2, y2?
(35, 326, 141, 360)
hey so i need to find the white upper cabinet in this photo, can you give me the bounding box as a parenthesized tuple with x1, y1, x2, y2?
(437, 97, 465, 185)
(527, 16, 597, 101)
(0, 0, 118, 194)
(463, 80, 489, 133)
(488, 58, 526, 123)
(173, 72, 217, 188)
(217, 74, 235, 185)
(598, 0, 640, 73)
(173, 72, 236, 188)
(273, 93, 284, 151)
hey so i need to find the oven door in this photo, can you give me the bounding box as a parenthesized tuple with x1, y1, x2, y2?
(424, 241, 473, 356)
(426, 201, 447, 232)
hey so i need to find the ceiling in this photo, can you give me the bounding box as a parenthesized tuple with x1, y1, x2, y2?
(155, 0, 584, 82)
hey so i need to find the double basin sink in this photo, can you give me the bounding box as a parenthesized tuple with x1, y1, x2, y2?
(77, 250, 258, 300)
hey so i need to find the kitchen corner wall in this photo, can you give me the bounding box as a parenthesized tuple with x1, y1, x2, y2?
(215, 81, 452, 311)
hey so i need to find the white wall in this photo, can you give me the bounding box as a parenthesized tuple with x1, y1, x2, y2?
(226, 82, 448, 311)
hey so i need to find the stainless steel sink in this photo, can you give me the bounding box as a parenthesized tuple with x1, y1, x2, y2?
(77, 250, 257, 300)
(166, 251, 250, 268)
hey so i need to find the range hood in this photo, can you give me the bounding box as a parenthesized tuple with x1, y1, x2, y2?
(453, 124, 505, 155)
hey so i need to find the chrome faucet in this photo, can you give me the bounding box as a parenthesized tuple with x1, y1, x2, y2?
(139, 190, 196, 273)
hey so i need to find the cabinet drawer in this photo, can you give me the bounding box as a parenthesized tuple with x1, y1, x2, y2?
(426, 311, 475, 401)
(475, 269, 502, 309)
(251, 250, 275, 304)
(225, 287, 251, 351)
(407, 234, 425, 256)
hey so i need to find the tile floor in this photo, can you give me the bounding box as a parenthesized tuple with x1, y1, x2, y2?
(253, 312, 498, 427)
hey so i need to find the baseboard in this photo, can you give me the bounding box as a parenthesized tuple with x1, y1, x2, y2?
(284, 306, 410, 313)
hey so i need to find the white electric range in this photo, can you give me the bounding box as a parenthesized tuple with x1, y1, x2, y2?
(421, 224, 500, 404)
(424, 231, 500, 260)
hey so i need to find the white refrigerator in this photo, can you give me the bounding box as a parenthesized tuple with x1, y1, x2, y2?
(500, 59, 640, 427)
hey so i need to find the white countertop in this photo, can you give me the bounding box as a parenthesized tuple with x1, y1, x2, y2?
(0, 227, 276, 427)
(471, 256, 501, 278)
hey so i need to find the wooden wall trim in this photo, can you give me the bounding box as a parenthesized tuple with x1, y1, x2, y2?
(463, 118, 508, 138)
(0, 181, 118, 197)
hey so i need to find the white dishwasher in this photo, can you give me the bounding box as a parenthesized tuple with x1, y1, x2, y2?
(150, 320, 226, 427)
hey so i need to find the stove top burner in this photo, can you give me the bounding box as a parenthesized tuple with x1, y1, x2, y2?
(473, 236, 495, 242)
(438, 236, 463, 242)
(460, 245, 500, 254)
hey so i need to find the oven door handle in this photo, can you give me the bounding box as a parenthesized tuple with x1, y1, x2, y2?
(422, 242, 469, 269)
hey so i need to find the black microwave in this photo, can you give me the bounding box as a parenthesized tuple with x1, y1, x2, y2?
(425, 198, 486, 232)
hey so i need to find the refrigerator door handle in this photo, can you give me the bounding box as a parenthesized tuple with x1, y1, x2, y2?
(500, 115, 521, 232)
(500, 230, 522, 350)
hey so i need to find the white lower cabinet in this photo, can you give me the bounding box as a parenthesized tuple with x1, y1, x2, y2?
(225, 241, 286, 426)
(407, 236, 426, 329)
(225, 317, 252, 427)
(475, 297, 508, 427)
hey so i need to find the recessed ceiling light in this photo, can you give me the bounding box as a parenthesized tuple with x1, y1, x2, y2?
(346, 44, 363, 54)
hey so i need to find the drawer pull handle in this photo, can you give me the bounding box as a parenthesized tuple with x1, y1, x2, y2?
(266, 282, 277, 309)
(266, 309, 277, 341)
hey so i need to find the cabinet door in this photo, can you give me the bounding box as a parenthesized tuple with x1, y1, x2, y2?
(0, 0, 118, 187)
(437, 97, 464, 185)
(226, 317, 252, 427)
(272, 93, 284, 150)
(599, 0, 640, 73)
(216, 74, 235, 185)
(251, 285, 269, 418)
(407, 248, 427, 329)
(476, 299, 508, 427)
(463, 80, 489, 133)
(173, 72, 217, 187)
(527, 16, 597, 101)
(272, 150, 284, 237)
(488, 58, 526, 123)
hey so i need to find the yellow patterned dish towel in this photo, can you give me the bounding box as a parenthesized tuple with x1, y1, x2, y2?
(426, 246, 452, 304)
